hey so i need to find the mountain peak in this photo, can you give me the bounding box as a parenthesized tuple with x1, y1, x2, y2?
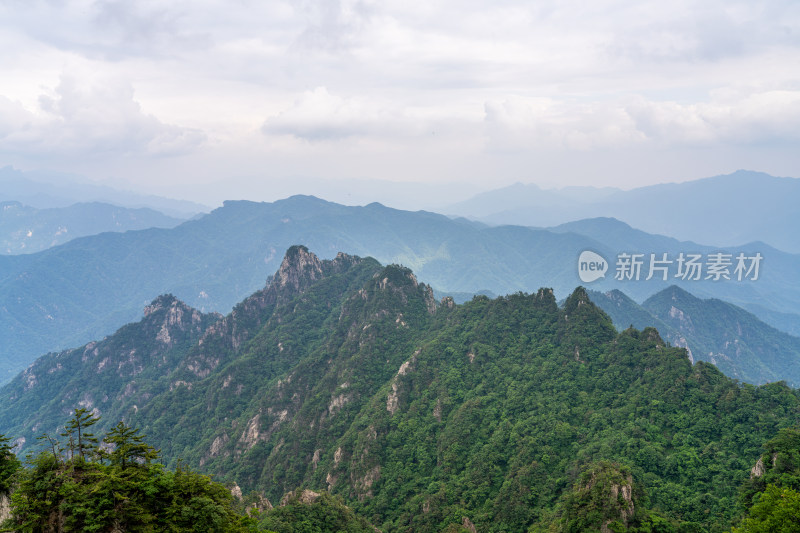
(562, 286, 592, 311)
(561, 286, 616, 344)
(653, 285, 699, 304)
(143, 294, 185, 317)
(274, 245, 324, 292)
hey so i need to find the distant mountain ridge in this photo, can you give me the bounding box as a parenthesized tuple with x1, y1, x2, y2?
(0, 166, 209, 217)
(446, 170, 800, 254)
(547, 216, 800, 336)
(0, 201, 184, 254)
(589, 286, 800, 386)
(1, 195, 798, 384)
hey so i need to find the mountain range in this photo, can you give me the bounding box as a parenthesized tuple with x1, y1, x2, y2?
(0, 201, 184, 254)
(446, 170, 800, 254)
(1, 246, 797, 532)
(0, 166, 208, 218)
(1, 195, 798, 385)
(588, 286, 800, 386)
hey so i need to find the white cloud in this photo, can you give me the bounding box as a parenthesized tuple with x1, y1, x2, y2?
(263, 87, 419, 141)
(0, 0, 799, 192)
(627, 89, 800, 145)
(482, 85, 800, 153)
(483, 96, 645, 151)
(0, 97, 35, 140)
(291, 0, 375, 53)
(0, 76, 206, 158)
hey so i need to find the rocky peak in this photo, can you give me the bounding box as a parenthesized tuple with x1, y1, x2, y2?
(370, 265, 438, 313)
(274, 245, 324, 292)
(651, 285, 699, 306)
(564, 462, 638, 533)
(535, 287, 558, 309)
(143, 294, 183, 318)
(563, 286, 591, 312)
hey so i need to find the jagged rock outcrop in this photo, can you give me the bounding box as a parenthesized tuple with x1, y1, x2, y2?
(0, 493, 10, 524)
(280, 489, 321, 506)
(187, 246, 367, 378)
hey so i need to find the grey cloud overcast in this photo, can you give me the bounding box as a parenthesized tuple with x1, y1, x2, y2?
(0, 0, 798, 204)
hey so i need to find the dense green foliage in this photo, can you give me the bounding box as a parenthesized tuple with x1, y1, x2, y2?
(2, 412, 256, 533)
(258, 490, 375, 533)
(3, 247, 800, 532)
(0, 434, 19, 495)
(731, 428, 800, 532)
(2, 412, 378, 532)
(733, 484, 800, 533)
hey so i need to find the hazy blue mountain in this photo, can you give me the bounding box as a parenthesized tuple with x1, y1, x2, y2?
(1, 196, 798, 384)
(643, 286, 800, 386)
(0, 201, 184, 254)
(447, 170, 800, 253)
(442, 182, 579, 219)
(588, 286, 800, 386)
(549, 216, 800, 334)
(739, 303, 800, 337)
(587, 289, 679, 336)
(0, 196, 601, 382)
(0, 166, 208, 217)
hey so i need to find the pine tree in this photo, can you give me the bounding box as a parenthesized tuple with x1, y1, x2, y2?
(103, 421, 158, 469)
(0, 433, 20, 495)
(3, 414, 258, 532)
(60, 408, 100, 462)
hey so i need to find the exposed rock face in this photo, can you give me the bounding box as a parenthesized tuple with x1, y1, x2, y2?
(190, 246, 364, 377)
(275, 245, 324, 291)
(668, 305, 695, 334)
(1, 292, 217, 454)
(280, 489, 320, 506)
(433, 398, 442, 422)
(0, 493, 10, 524)
(387, 351, 418, 415)
(462, 517, 477, 533)
(238, 415, 262, 451)
(354, 465, 381, 500)
(672, 336, 695, 364)
(248, 495, 273, 513)
(606, 479, 635, 531)
(751, 457, 765, 478)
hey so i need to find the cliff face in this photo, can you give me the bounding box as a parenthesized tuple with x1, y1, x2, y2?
(0, 493, 10, 524)
(177, 245, 374, 382)
(274, 245, 324, 292)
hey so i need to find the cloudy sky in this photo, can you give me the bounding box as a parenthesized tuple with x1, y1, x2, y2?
(0, 0, 798, 206)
